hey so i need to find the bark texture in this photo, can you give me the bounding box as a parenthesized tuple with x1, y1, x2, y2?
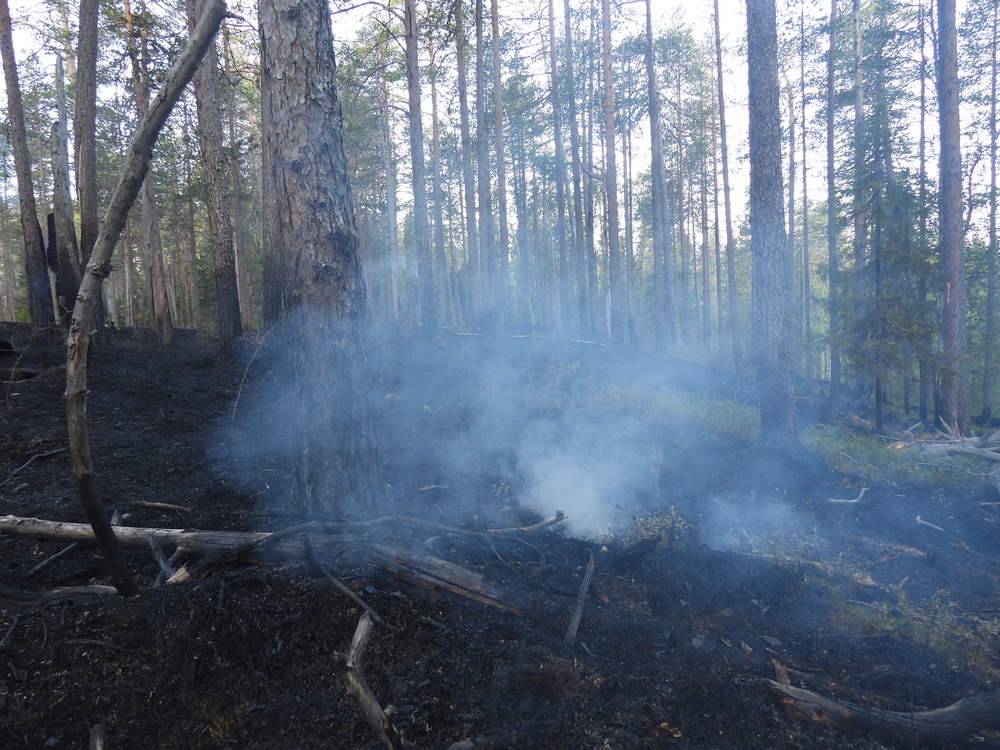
(937, 0, 970, 433)
(746, 0, 795, 448)
(0, 0, 52, 332)
(187, 0, 243, 357)
(259, 0, 381, 514)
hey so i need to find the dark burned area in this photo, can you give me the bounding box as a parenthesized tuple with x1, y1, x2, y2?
(1, 323, 999, 750)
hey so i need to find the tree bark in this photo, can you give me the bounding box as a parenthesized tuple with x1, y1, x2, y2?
(602, 0, 623, 344)
(455, 0, 481, 326)
(491, 0, 509, 325)
(187, 1, 242, 356)
(403, 0, 436, 333)
(564, 0, 589, 335)
(647, 0, 669, 351)
(0, 0, 53, 333)
(259, 0, 381, 514)
(984, 1, 998, 423)
(66, 0, 228, 597)
(827, 0, 841, 400)
(747, 0, 795, 449)
(75, 0, 99, 268)
(549, 0, 570, 331)
(51, 55, 81, 326)
(221, 27, 252, 334)
(124, 0, 174, 346)
(475, 0, 495, 328)
(937, 0, 970, 433)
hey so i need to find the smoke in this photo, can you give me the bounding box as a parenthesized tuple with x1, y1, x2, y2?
(216, 329, 807, 547)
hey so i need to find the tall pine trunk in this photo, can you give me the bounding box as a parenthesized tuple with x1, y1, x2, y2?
(827, 0, 841, 400)
(747, 0, 795, 449)
(124, 0, 173, 345)
(602, 0, 623, 343)
(937, 0, 970, 433)
(188, 0, 242, 356)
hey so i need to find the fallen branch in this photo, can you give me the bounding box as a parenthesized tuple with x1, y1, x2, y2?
(0, 448, 66, 488)
(766, 679, 1000, 745)
(343, 613, 409, 750)
(0, 583, 118, 607)
(0, 515, 519, 610)
(25, 541, 79, 576)
(129, 501, 192, 514)
(564, 552, 597, 644)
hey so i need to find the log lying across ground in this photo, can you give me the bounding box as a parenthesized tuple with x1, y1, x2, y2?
(766, 679, 1000, 746)
(0, 514, 526, 611)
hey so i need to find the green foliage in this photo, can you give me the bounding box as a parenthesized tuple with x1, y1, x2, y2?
(800, 424, 986, 486)
(591, 385, 760, 441)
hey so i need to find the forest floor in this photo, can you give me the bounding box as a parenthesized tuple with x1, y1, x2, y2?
(0, 323, 999, 749)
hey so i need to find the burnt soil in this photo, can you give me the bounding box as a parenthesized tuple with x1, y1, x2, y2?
(1, 324, 999, 749)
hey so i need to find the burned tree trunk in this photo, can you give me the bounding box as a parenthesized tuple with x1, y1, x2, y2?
(259, 0, 381, 514)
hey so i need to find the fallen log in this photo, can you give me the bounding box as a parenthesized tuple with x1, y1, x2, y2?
(0, 515, 519, 611)
(766, 679, 1000, 746)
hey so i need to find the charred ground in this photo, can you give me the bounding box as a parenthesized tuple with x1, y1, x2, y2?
(0, 325, 998, 749)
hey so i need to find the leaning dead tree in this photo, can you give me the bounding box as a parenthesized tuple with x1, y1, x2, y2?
(65, 0, 228, 597)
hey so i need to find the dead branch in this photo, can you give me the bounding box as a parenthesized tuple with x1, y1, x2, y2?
(25, 541, 79, 576)
(303, 534, 387, 626)
(64, 0, 228, 599)
(0, 448, 66, 488)
(564, 552, 597, 644)
(766, 679, 1000, 746)
(906, 439, 1000, 463)
(343, 613, 408, 750)
(148, 534, 175, 581)
(0, 583, 118, 607)
(89, 722, 105, 750)
(0, 615, 17, 648)
(129, 501, 192, 514)
(369, 541, 521, 613)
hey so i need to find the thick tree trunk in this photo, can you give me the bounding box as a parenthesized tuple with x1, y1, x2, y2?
(937, 0, 970, 433)
(747, 0, 795, 449)
(188, 1, 242, 357)
(260, 0, 381, 514)
(0, 0, 52, 333)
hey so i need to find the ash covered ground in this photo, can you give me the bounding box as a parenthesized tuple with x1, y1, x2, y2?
(0, 324, 998, 749)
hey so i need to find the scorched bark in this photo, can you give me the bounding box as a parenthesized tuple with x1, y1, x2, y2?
(259, 0, 381, 514)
